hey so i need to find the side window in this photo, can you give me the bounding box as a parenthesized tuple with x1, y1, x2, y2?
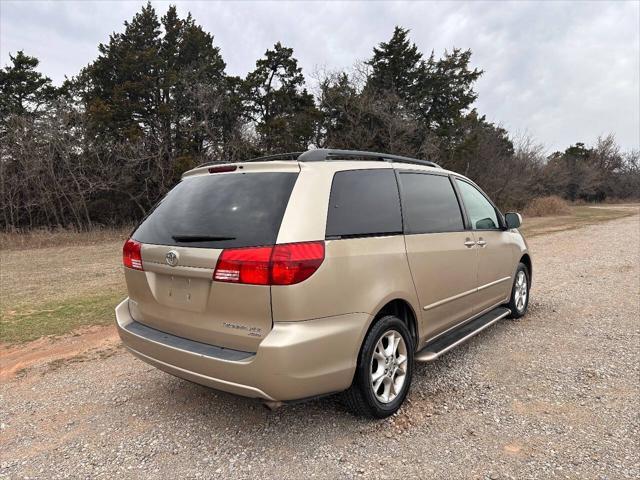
(326, 169, 402, 238)
(398, 173, 464, 234)
(455, 179, 500, 230)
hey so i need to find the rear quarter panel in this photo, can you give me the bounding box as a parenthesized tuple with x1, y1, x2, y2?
(270, 235, 420, 326)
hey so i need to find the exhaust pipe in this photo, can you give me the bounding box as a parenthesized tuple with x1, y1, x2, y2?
(262, 400, 284, 411)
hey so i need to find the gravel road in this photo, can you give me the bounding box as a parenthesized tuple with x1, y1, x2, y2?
(1, 213, 639, 479)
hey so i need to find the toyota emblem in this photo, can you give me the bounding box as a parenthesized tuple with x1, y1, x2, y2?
(165, 250, 179, 267)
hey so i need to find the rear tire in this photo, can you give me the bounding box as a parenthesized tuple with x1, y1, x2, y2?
(343, 315, 414, 418)
(508, 263, 530, 318)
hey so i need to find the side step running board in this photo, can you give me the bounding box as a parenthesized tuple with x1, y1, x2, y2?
(415, 307, 511, 362)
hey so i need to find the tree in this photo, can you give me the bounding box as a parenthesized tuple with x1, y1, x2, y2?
(542, 142, 603, 201)
(617, 150, 640, 199)
(81, 2, 161, 142)
(420, 48, 483, 136)
(2, 12, 639, 231)
(366, 26, 424, 108)
(159, 7, 228, 161)
(443, 112, 536, 208)
(316, 71, 368, 148)
(0, 51, 56, 130)
(243, 42, 319, 153)
(362, 28, 483, 157)
(75, 2, 232, 220)
(81, 3, 229, 156)
(589, 134, 625, 201)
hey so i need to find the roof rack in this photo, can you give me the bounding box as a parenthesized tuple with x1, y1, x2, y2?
(196, 152, 302, 169)
(196, 149, 439, 169)
(244, 152, 303, 163)
(297, 149, 440, 168)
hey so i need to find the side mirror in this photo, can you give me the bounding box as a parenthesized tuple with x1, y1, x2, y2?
(505, 212, 522, 229)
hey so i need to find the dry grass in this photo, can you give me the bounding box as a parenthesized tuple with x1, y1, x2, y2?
(1, 240, 124, 308)
(519, 204, 638, 237)
(523, 196, 571, 217)
(0, 226, 132, 251)
(571, 197, 640, 206)
(1, 237, 126, 343)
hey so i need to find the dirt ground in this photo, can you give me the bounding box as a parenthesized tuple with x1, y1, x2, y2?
(1, 211, 639, 479)
(0, 325, 119, 381)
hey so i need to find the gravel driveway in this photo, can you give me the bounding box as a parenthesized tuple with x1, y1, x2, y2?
(1, 213, 639, 479)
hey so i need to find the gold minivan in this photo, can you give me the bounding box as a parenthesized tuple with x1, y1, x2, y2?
(116, 149, 531, 418)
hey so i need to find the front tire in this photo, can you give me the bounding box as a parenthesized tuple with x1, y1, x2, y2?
(343, 315, 414, 418)
(508, 263, 530, 318)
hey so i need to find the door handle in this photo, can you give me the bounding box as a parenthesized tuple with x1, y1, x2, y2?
(464, 239, 476, 247)
(476, 238, 487, 247)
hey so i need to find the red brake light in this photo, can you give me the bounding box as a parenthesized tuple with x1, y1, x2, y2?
(208, 165, 237, 174)
(214, 246, 272, 285)
(271, 241, 325, 285)
(123, 238, 143, 270)
(213, 241, 324, 286)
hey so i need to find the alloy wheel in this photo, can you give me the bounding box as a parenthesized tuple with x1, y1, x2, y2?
(370, 330, 408, 403)
(514, 270, 528, 313)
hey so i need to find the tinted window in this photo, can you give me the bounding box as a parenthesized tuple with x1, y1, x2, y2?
(326, 169, 402, 238)
(399, 173, 464, 234)
(133, 172, 298, 249)
(455, 179, 500, 230)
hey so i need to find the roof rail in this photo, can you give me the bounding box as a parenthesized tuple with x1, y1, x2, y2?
(244, 152, 303, 163)
(195, 149, 439, 169)
(297, 149, 440, 168)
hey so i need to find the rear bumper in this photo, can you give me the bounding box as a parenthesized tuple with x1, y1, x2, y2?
(115, 298, 371, 401)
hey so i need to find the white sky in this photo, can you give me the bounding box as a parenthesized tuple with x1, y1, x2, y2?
(1, 0, 639, 152)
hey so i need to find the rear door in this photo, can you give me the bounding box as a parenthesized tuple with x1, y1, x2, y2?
(126, 164, 299, 352)
(398, 171, 478, 338)
(454, 178, 514, 313)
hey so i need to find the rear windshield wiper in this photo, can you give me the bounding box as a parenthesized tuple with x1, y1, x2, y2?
(171, 234, 236, 242)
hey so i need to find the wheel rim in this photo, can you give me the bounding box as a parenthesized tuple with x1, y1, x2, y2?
(514, 270, 528, 312)
(370, 330, 408, 404)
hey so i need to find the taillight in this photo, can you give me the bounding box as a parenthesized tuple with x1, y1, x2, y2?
(271, 242, 325, 285)
(123, 238, 143, 270)
(213, 241, 325, 286)
(214, 246, 272, 285)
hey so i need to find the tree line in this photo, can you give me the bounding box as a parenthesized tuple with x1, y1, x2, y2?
(1, 3, 638, 231)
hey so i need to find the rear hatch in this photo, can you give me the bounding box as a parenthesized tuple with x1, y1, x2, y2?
(124, 163, 299, 352)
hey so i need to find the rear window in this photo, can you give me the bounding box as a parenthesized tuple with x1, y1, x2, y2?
(132, 172, 298, 249)
(325, 169, 402, 238)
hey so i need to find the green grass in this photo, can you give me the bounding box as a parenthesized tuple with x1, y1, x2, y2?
(0, 291, 125, 344)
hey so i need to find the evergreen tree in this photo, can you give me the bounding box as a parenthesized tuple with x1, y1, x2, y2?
(317, 72, 360, 147)
(446, 112, 514, 175)
(366, 26, 424, 108)
(80, 3, 229, 163)
(74, 2, 232, 221)
(83, 2, 162, 141)
(159, 6, 228, 161)
(0, 51, 56, 123)
(367, 26, 425, 106)
(243, 42, 319, 153)
(420, 48, 483, 135)
(364, 27, 483, 155)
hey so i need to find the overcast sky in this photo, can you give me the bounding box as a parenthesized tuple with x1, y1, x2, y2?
(1, 0, 638, 152)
